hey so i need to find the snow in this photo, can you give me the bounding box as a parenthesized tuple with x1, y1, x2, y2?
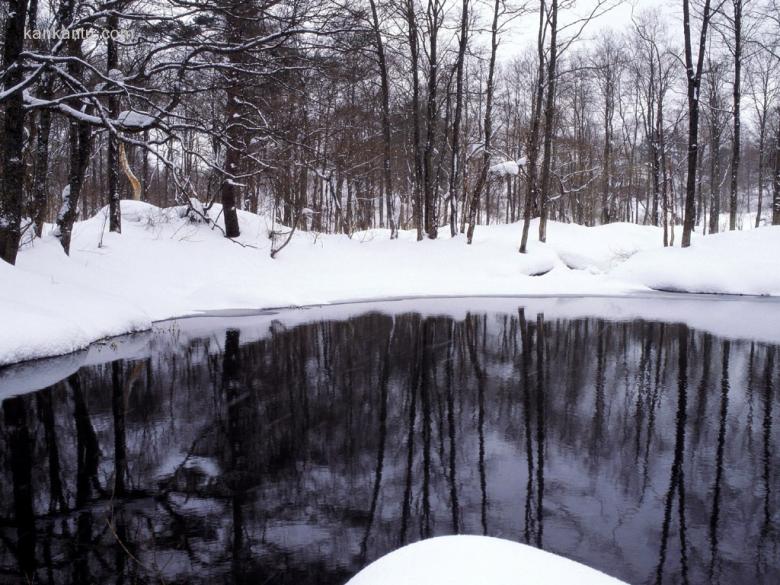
(1, 199, 779, 367)
(108, 69, 124, 83)
(614, 226, 780, 295)
(346, 536, 627, 585)
(489, 160, 521, 176)
(0, 252, 149, 367)
(117, 110, 156, 129)
(4, 293, 778, 398)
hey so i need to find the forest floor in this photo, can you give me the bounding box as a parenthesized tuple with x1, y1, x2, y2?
(1, 200, 778, 366)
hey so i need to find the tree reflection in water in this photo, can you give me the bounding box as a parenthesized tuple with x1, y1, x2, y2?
(0, 308, 777, 585)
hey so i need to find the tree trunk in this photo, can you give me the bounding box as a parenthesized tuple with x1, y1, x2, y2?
(538, 0, 559, 243)
(107, 10, 122, 233)
(709, 91, 721, 234)
(55, 0, 92, 255)
(423, 0, 441, 239)
(773, 115, 780, 225)
(369, 0, 397, 239)
(448, 0, 469, 237)
(681, 0, 713, 247)
(56, 113, 93, 255)
(520, 0, 546, 253)
(219, 6, 248, 239)
(601, 55, 615, 225)
(729, 0, 742, 231)
(0, 0, 30, 265)
(466, 0, 500, 244)
(31, 75, 54, 237)
(651, 74, 662, 227)
(756, 116, 766, 227)
(406, 0, 424, 241)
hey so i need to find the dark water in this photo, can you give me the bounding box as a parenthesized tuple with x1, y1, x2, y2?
(0, 299, 778, 585)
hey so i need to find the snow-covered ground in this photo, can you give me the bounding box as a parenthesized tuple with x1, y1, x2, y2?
(346, 536, 627, 585)
(1, 200, 778, 366)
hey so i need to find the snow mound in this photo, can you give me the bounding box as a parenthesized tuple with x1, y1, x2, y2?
(546, 222, 660, 273)
(347, 536, 627, 585)
(613, 226, 780, 296)
(0, 254, 150, 367)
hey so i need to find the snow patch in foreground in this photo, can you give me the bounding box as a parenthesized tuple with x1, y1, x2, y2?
(347, 536, 627, 585)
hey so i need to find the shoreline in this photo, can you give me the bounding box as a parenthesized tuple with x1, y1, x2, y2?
(2, 201, 778, 369)
(3, 291, 780, 399)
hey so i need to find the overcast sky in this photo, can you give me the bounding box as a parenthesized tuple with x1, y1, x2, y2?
(498, 0, 678, 58)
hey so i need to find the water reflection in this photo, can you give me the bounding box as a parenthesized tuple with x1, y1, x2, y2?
(0, 303, 778, 584)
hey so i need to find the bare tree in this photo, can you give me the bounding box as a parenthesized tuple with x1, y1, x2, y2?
(728, 0, 743, 231)
(466, 0, 501, 244)
(107, 6, 123, 233)
(0, 0, 29, 264)
(681, 0, 714, 247)
(55, 0, 95, 255)
(747, 48, 778, 226)
(774, 110, 780, 224)
(537, 0, 559, 243)
(519, 0, 547, 253)
(593, 35, 623, 224)
(448, 0, 470, 237)
(705, 56, 728, 234)
(405, 0, 425, 240)
(423, 0, 444, 239)
(368, 0, 397, 238)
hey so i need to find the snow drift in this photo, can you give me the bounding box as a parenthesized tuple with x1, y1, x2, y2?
(613, 226, 780, 295)
(346, 535, 627, 585)
(1, 199, 778, 366)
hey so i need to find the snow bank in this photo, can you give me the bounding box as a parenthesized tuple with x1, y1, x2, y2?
(614, 226, 780, 296)
(347, 536, 627, 585)
(6, 292, 776, 398)
(0, 250, 150, 367)
(1, 200, 777, 367)
(543, 222, 661, 273)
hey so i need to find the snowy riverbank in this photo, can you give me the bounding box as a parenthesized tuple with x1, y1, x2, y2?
(1, 200, 779, 366)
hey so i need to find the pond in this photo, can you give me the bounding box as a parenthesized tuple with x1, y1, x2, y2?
(0, 296, 778, 585)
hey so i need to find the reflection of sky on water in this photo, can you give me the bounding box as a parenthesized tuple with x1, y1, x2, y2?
(0, 296, 777, 584)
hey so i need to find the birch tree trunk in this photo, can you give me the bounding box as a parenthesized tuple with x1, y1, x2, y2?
(107, 9, 122, 233)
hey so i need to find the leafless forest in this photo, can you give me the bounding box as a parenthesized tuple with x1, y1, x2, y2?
(1, 0, 780, 265)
